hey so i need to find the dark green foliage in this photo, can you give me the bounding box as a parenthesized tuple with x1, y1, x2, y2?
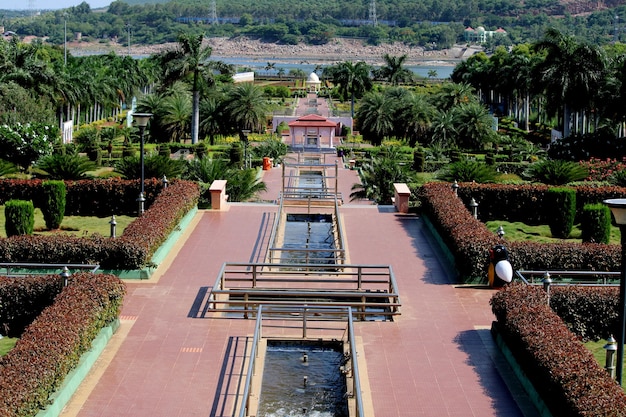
(114, 155, 186, 180)
(580, 203, 611, 244)
(437, 160, 497, 183)
(413, 148, 425, 172)
(5, 199, 34, 237)
(252, 138, 288, 163)
(609, 169, 626, 187)
(229, 143, 243, 168)
(0, 159, 17, 177)
(35, 154, 96, 180)
(546, 187, 576, 238)
(158, 143, 171, 157)
(350, 148, 413, 204)
(490, 284, 626, 417)
(523, 159, 589, 185)
(0, 273, 125, 417)
(194, 142, 207, 158)
(122, 145, 136, 158)
(547, 130, 626, 161)
(485, 151, 495, 165)
(41, 180, 66, 230)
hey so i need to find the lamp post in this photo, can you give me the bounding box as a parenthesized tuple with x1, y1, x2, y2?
(605, 335, 618, 378)
(470, 197, 479, 219)
(452, 180, 459, 196)
(604, 198, 626, 385)
(497, 225, 505, 240)
(133, 113, 152, 214)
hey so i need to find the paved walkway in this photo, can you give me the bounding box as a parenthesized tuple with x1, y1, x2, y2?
(61, 158, 538, 417)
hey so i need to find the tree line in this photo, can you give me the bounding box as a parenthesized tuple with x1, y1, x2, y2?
(5, 0, 626, 50)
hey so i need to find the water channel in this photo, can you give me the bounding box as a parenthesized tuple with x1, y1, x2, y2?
(257, 340, 349, 417)
(280, 214, 336, 265)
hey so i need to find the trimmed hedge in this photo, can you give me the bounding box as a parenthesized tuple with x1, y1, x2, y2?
(581, 203, 612, 244)
(0, 275, 61, 337)
(0, 179, 200, 269)
(491, 284, 626, 417)
(41, 180, 66, 230)
(4, 200, 34, 237)
(547, 187, 576, 238)
(419, 182, 621, 280)
(0, 273, 126, 417)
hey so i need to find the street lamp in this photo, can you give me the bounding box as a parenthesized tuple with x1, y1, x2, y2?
(604, 198, 626, 385)
(133, 113, 152, 214)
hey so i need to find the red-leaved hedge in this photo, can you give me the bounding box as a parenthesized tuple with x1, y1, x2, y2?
(0, 273, 126, 417)
(0, 179, 199, 269)
(491, 283, 626, 417)
(419, 182, 621, 280)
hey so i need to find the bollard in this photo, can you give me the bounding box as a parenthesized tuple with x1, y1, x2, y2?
(109, 215, 117, 238)
(543, 272, 552, 306)
(60, 266, 71, 287)
(605, 335, 618, 378)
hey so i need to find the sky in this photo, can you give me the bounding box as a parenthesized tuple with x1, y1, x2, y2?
(0, 0, 111, 10)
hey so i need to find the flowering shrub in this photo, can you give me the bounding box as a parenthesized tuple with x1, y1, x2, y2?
(580, 157, 626, 182)
(0, 123, 56, 169)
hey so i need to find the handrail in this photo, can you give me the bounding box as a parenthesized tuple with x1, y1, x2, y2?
(516, 269, 621, 285)
(236, 305, 364, 417)
(237, 305, 263, 417)
(0, 263, 100, 276)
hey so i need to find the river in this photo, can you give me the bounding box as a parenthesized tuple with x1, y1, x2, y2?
(213, 55, 456, 78)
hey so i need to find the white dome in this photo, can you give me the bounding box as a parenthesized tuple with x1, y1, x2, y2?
(307, 72, 320, 83)
(476, 26, 486, 32)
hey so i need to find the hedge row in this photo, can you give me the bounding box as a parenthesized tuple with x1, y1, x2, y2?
(0, 275, 61, 337)
(0, 178, 165, 217)
(419, 182, 622, 280)
(491, 283, 626, 417)
(0, 273, 126, 417)
(0, 179, 200, 269)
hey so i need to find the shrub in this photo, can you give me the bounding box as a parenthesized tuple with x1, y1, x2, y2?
(5, 199, 34, 237)
(523, 159, 589, 185)
(229, 142, 243, 168)
(546, 187, 576, 238)
(436, 160, 497, 183)
(115, 155, 185, 180)
(580, 203, 611, 244)
(252, 138, 288, 163)
(413, 148, 425, 172)
(41, 180, 66, 230)
(35, 154, 96, 180)
(491, 283, 626, 417)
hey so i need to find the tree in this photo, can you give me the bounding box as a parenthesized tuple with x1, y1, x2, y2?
(350, 147, 412, 204)
(356, 90, 396, 146)
(399, 92, 434, 146)
(328, 61, 372, 117)
(455, 102, 496, 149)
(378, 54, 413, 85)
(223, 83, 268, 133)
(534, 28, 607, 137)
(156, 33, 214, 144)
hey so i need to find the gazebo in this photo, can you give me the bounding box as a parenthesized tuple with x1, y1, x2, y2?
(288, 114, 338, 150)
(306, 72, 321, 93)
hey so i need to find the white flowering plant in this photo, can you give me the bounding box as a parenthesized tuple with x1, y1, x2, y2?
(0, 123, 56, 169)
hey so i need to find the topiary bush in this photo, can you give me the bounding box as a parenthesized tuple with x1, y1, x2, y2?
(5, 199, 34, 237)
(580, 203, 611, 244)
(413, 147, 425, 172)
(41, 180, 66, 230)
(547, 187, 576, 238)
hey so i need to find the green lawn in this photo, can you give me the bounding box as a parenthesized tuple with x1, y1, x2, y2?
(485, 220, 621, 245)
(0, 336, 17, 356)
(0, 207, 135, 238)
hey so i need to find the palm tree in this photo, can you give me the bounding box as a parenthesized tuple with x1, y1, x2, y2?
(223, 83, 268, 133)
(156, 33, 214, 144)
(329, 61, 372, 117)
(378, 54, 413, 85)
(399, 93, 434, 146)
(430, 109, 459, 147)
(350, 147, 412, 204)
(455, 102, 495, 149)
(534, 28, 607, 137)
(356, 91, 396, 146)
(161, 90, 192, 143)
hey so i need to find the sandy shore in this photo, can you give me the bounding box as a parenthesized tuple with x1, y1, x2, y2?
(68, 36, 472, 66)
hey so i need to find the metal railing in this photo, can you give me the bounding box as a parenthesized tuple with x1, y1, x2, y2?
(0, 263, 100, 277)
(208, 262, 401, 320)
(282, 161, 340, 201)
(237, 305, 365, 417)
(267, 196, 347, 265)
(515, 270, 620, 286)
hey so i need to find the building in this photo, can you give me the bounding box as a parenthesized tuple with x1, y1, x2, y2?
(464, 26, 507, 44)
